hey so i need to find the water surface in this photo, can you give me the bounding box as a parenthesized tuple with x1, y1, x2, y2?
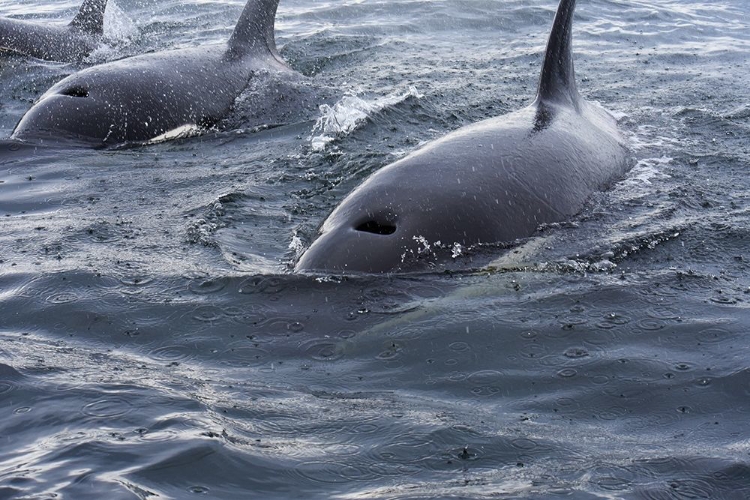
(1, 0, 749, 497)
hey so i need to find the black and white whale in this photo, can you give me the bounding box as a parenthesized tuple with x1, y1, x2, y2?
(12, 0, 295, 146)
(296, 0, 631, 274)
(0, 0, 108, 62)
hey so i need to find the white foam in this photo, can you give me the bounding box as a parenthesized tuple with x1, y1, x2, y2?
(451, 242, 464, 259)
(309, 86, 423, 152)
(626, 156, 673, 185)
(625, 125, 682, 152)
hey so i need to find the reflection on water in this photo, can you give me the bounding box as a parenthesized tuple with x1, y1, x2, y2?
(1, 0, 750, 497)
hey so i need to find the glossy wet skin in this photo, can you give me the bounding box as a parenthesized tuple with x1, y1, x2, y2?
(296, 0, 631, 274)
(0, 19, 97, 61)
(296, 100, 629, 273)
(11, 47, 292, 146)
(10, 0, 291, 147)
(0, 0, 107, 62)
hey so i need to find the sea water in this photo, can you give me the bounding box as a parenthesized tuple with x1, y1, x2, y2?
(1, 0, 749, 497)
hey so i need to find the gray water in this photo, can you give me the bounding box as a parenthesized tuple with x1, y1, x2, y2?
(1, 0, 749, 498)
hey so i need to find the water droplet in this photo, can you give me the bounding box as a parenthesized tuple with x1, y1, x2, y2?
(47, 292, 78, 304)
(192, 306, 223, 322)
(695, 377, 712, 387)
(558, 368, 577, 378)
(637, 318, 665, 331)
(449, 341, 469, 352)
(188, 278, 229, 295)
(301, 339, 345, 361)
(287, 321, 304, 332)
(148, 345, 194, 363)
(564, 347, 589, 359)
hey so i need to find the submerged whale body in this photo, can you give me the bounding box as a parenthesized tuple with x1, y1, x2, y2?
(12, 0, 295, 147)
(296, 0, 631, 274)
(0, 0, 108, 62)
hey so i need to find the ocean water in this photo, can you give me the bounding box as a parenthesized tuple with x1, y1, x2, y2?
(1, 0, 750, 498)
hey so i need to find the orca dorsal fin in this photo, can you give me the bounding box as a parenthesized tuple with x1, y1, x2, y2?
(226, 0, 281, 60)
(69, 0, 108, 35)
(536, 0, 580, 109)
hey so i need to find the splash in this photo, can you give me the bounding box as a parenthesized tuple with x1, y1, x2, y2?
(309, 86, 423, 152)
(288, 231, 305, 258)
(625, 123, 682, 152)
(103, 1, 138, 43)
(623, 156, 673, 185)
(85, 1, 138, 62)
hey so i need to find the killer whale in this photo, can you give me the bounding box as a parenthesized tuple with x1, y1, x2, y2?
(0, 0, 108, 62)
(11, 0, 294, 146)
(296, 0, 631, 274)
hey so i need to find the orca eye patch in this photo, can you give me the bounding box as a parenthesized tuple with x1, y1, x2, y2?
(355, 220, 397, 235)
(61, 86, 89, 98)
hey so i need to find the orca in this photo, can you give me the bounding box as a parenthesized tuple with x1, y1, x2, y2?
(11, 0, 295, 146)
(296, 0, 631, 274)
(0, 0, 108, 62)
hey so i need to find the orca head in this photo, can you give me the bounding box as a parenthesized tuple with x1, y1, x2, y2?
(11, 71, 192, 146)
(296, 202, 412, 274)
(294, 162, 512, 275)
(12, 81, 123, 146)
